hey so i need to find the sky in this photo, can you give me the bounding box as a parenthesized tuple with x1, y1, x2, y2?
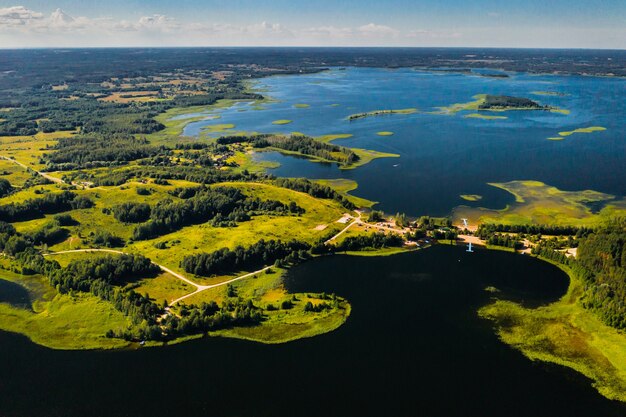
(0, 0, 624, 49)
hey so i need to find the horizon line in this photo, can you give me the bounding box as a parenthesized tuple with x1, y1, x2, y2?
(0, 45, 625, 51)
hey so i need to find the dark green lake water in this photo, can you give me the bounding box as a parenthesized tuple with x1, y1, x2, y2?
(185, 67, 625, 216)
(1, 246, 625, 417)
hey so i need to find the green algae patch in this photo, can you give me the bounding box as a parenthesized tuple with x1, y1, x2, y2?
(460, 194, 482, 202)
(479, 261, 626, 402)
(558, 126, 607, 137)
(452, 180, 626, 227)
(293, 103, 310, 109)
(317, 133, 353, 143)
(547, 137, 565, 141)
(202, 123, 236, 134)
(463, 113, 508, 120)
(272, 119, 293, 125)
(377, 131, 394, 136)
(531, 91, 569, 96)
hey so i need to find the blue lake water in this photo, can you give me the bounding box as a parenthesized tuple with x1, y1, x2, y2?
(184, 67, 625, 216)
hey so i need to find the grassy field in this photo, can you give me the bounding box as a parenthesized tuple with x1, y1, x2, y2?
(479, 259, 626, 402)
(453, 180, 626, 226)
(0, 270, 130, 350)
(0, 130, 78, 171)
(128, 181, 347, 276)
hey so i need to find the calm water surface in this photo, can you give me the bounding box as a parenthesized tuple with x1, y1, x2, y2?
(187, 67, 625, 216)
(1, 247, 625, 417)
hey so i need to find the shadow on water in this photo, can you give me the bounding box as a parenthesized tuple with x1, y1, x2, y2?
(0, 246, 625, 417)
(0, 278, 31, 310)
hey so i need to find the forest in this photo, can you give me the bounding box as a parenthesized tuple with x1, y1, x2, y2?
(217, 134, 360, 166)
(0, 191, 93, 222)
(132, 186, 303, 240)
(181, 239, 311, 276)
(530, 220, 626, 329)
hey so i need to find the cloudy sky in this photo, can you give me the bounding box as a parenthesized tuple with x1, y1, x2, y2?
(0, 0, 624, 48)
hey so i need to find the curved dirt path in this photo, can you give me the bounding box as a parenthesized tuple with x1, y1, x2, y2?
(44, 249, 272, 307)
(0, 154, 64, 184)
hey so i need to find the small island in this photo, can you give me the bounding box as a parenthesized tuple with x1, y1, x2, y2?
(347, 108, 417, 121)
(436, 94, 570, 115)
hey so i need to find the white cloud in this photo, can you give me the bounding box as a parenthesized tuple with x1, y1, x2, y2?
(137, 14, 179, 32)
(0, 4, 621, 48)
(0, 5, 43, 26)
(357, 23, 399, 37)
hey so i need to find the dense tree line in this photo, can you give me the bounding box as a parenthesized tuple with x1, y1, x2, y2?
(477, 223, 592, 237)
(529, 220, 626, 330)
(112, 202, 151, 223)
(181, 239, 311, 276)
(217, 134, 360, 165)
(255, 135, 360, 165)
(483, 233, 523, 249)
(479, 95, 547, 110)
(160, 299, 263, 338)
(12, 249, 163, 332)
(334, 232, 404, 252)
(0, 191, 93, 222)
(64, 165, 262, 187)
(274, 178, 355, 209)
(0, 178, 13, 198)
(44, 135, 167, 171)
(132, 187, 303, 240)
(576, 221, 626, 329)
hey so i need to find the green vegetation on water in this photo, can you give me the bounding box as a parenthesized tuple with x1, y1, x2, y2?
(272, 119, 293, 125)
(460, 194, 482, 201)
(347, 108, 418, 121)
(558, 126, 607, 137)
(376, 131, 394, 136)
(463, 113, 508, 120)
